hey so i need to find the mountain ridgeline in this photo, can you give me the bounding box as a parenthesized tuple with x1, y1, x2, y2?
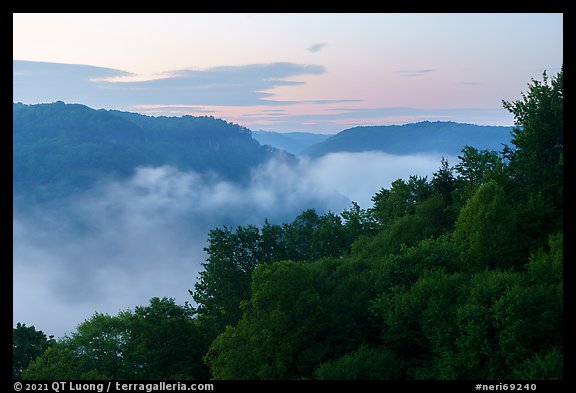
(13, 101, 278, 204)
(251, 130, 330, 155)
(15, 101, 513, 207)
(303, 121, 513, 158)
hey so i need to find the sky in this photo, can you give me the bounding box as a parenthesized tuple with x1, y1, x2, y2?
(13, 13, 563, 133)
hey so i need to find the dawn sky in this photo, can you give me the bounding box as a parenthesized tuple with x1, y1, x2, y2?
(13, 13, 563, 133)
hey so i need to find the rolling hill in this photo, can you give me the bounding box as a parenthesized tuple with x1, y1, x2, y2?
(303, 121, 514, 158)
(13, 101, 278, 204)
(251, 130, 330, 155)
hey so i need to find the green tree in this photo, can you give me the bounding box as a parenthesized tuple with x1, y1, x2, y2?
(282, 209, 321, 261)
(453, 146, 507, 208)
(505, 232, 563, 379)
(311, 211, 348, 258)
(314, 345, 403, 380)
(511, 348, 563, 380)
(205, 257, 381, 379)
(193, 208, 373, 343)
(371, 270, 468, 379)
(13, 323, 53, 379)
(340, 201, 379, 241)
(431, 157, 456, 205)
(370, 176, 431, 227)
(503, 68, 563, 212)
(260, 219, 288, 263)
(452, 180, 520, 270)
(126, 297, 210, 379)
(21, 298, 209, 380)
(493, 285, 562, 376)
(454, 146, 504, 187)
(357, 193, 454, 259)
(526, 231, 563, 287)
(22, 345, 105, 380)
(62, 312, 132, 379)
(204, 261, 325, 379)
(192, 225, 263, 337)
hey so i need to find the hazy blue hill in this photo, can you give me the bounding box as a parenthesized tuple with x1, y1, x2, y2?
(303, 121, 514, 158)
(13, 102, 275, 203)
(252, 130, 330, 155)
(13, 102, 28, 112)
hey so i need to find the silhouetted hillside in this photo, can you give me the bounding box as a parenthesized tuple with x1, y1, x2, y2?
(252, 130, 330, 155)
(13, 102, 276, 203)
(303, 121, 513, 157)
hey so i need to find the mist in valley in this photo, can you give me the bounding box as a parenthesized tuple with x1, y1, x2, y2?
(13, 151, 453, 338)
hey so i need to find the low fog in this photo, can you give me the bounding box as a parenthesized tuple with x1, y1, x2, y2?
(13, 151, 455, 338)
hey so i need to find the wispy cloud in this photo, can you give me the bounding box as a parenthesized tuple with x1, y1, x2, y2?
(130, 104, 217, 115)
(307, 43, 328, 53)
(456, 81, 483, 85)
(124, 103, 513, 134)
(12, 60, 514, 133)
(235, 106, 514, 133)
(13, 60, 328, 108)
(395, 69, 437, 77)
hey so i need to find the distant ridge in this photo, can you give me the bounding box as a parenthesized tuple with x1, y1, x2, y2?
(251, 130, 330, 155)
(303, 121, 514, 158)
(13, 101, 277, 203)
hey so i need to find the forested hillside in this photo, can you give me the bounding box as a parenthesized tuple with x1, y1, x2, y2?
(13, 102, 276, 204)
(14, 69, 563, 380)
(303, 121, 513, 158)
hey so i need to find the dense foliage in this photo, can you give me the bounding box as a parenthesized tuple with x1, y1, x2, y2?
(20, 298, 210, 380)
(15, 69, 562, 380)
(13, 102, 276, 204)
(13, 323, 53, 379)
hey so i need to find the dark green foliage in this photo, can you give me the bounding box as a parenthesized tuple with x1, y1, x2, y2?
(372, 270, 469, 379)
(204, 261, 325, 379)
(22, 345, 106, 380)
(204, 258, 382, 379)
(526, 231, 563, 286)
(503, 68, 563, 211)
(314, 345, 403, 380)
(192, 225, 266, 337)
(454, 146, 505, 187)
(452, 270, 525, 379)
(340, 201, 380, 241)
(431, 157, 456, 204)
(125, 298, 211, 379)
(511, 348, 563, 380)
(281, 209, 324, 261)
(283, 209, 351, 260)
(64, 312, 131, 379)
(452, 181, 521, 270)
(365, 235, 461, 293)
(13, 323, 53, 379)
(358, 190, 455, 261)
(21, 298, 210, 380)
(383, 193, 453, 254)
(192, 207, 371, 339)
(370, 176, 432, 227)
